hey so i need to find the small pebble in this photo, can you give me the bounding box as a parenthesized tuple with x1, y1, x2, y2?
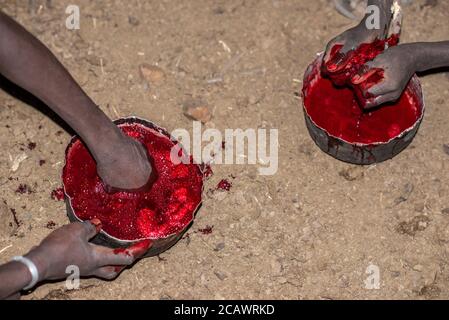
(139, 63, 165, 85)
(182, 98, 212, 123)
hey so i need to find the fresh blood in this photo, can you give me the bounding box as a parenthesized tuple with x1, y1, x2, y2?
(113, 239, 152, 257)
(200, 163, 213, 179)
(304, 35, 422, 144)
(46, 220, 57, 229)
(63, 123, 203, 241)
(198, 225, 214, 235)
(322, 35, 399, 87)
(217, 179, 232, 191)
(51, 187, 65, 201)
(323, 35, 399, 108)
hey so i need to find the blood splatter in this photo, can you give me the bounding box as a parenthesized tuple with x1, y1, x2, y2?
(15, 184, 34, 194)
(46, 221, 57, 229)
(198, 225, 214, 235)
(27, 142, 37, 150)
(51, 187, 65, 201)
(217, 179, 232, 191)
(201, 163, 213, 179)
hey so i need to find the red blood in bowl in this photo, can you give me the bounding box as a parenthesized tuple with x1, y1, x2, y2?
(303, 70, 422, 144)
(322, 35, 399, 108)
(304, 35, 422, 145)
(63, 123, 203, 241)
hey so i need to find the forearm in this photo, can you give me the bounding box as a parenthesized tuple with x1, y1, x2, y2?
(0, 248, 51, 300)
(0, 11, 122, 161)
(409, 41, 449, 72)
(0, 261, 31, 299)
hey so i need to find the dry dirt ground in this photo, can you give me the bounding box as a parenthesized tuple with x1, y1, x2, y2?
(0, 0, 449, 300)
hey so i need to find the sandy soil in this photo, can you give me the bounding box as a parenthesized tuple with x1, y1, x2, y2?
(0, 0, 449, 300)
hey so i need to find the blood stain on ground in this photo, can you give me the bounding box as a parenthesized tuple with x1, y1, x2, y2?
(217, 179, 232, 191)
(198, 225, 214, 235)
(51, 187, 65, 201)
(15, 184, 34, 194)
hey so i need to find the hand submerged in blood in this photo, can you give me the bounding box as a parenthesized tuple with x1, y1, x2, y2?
(95, 133, 154, 193)
(25, 219, 152, 281)
(323, 0, 396, 79)
(323, 22, 388, 76)
(351, 44, 417, 109)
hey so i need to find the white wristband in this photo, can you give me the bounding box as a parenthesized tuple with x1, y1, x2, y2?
(12, 256, 39, 290)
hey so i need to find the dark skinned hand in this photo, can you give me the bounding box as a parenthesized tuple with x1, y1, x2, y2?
(25, 219, 152, 281)
(323, 22, 386, 73)
(351, 44, 416, 109)
(96, 135, 153, 193)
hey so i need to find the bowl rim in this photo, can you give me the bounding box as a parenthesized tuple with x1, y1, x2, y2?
(62, 116, 204, 244)
(302, 53, 426, 147)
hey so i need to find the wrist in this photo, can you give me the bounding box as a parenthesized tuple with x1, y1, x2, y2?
(90, 129, 128, 165)
(80, 115, 126, 163)
(24, 248, 50, 282)
(409, 41, 449, 72)
(8, 261, 33, 289)
(400, 43, 426, 73)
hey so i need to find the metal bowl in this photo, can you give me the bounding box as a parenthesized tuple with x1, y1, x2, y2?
(302, 55, 425, 165)
(63, 116, 203, 257)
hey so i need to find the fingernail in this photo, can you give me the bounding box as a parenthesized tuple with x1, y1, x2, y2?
(90, 218, 102, 232)
(351, 75, 360, 83)
(363, 99, 376, 109)
(129, 240, 153, 258)
(325, 50, 343, 71)
(113, 266, 126, 273)
(326, 62, 338, 72)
